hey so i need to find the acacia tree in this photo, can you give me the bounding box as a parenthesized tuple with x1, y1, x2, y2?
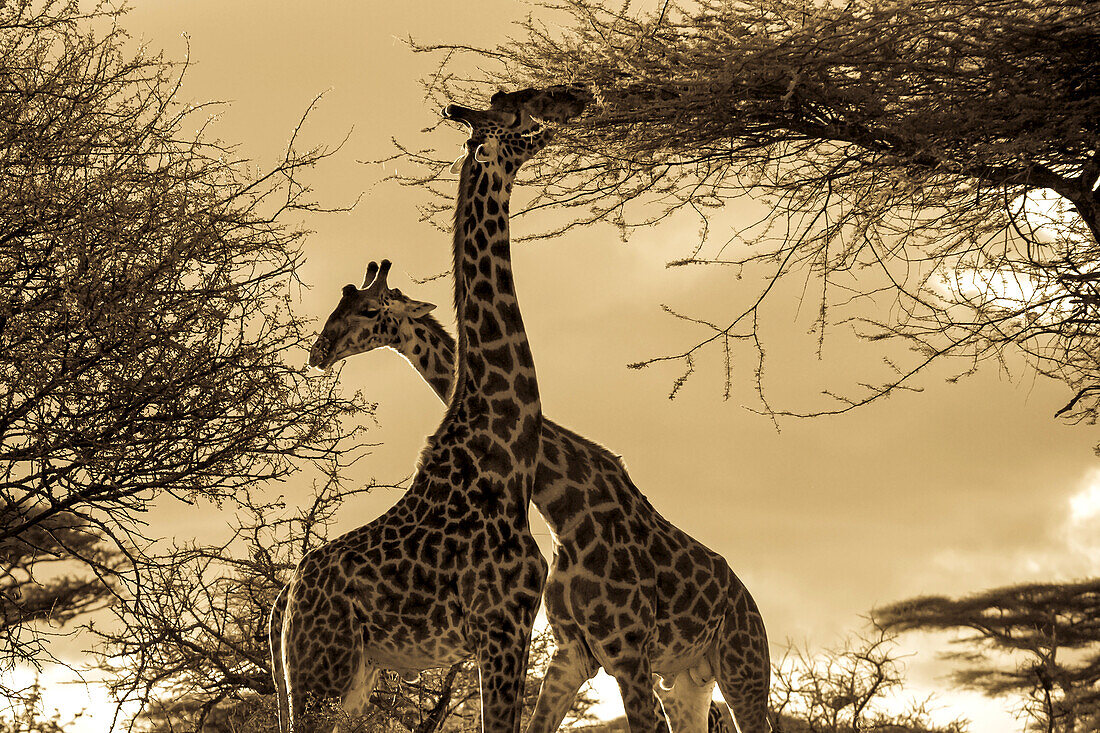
(0, 0, 370, 676)
(875, 579, 1100, 733)
(400, 0, 1100, 426)
(0, 679, 86, 733)
(769, 626, 967, 733)
(95, 479, 373, 729)
(1, 508, 123, 682)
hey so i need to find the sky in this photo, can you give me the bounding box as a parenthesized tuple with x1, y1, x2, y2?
(11, 2, 1100, 731)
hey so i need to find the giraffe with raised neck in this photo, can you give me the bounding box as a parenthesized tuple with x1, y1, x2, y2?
(273, 86, 588, 732)
(302, 261, 772, 732)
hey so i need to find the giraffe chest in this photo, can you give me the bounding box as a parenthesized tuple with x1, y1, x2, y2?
(292, 519, 546, 667)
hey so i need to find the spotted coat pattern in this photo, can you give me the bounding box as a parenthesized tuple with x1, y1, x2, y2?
(272, 87, 587, 733)
(298, 278, 771, 733)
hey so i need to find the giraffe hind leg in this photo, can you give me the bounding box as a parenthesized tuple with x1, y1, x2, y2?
(335, 658, 380, 732)
(708, 700, 737, 733)
(285, 592, 371, 732)
(525, 644, 597, 733)
(612, 658, 666, 733)
(714, 599, 771, 733)
(269, 585, 291, 733)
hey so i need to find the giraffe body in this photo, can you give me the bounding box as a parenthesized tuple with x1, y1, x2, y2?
(304, 269, 771, 732)
(276, 87, 588, 732)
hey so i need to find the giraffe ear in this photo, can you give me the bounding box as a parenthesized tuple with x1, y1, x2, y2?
(450, 143, 468, 174)
(474, 140, 496, 163)
(399, 299, 436, 318)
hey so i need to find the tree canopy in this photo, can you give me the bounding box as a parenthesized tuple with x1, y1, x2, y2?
(401, 0, 1100, 428)
(875, 579, 1100, 732)
(0, 0, 371, 676)
(1, 508, 121, 682)
(770, 626, 967, 733)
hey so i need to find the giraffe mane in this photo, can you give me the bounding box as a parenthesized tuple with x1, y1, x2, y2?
(450, 151, 474, 374)
(413, 310, 457, 355)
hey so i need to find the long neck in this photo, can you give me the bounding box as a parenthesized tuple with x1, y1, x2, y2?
(450, 156, 539, 411)
(394, 313, 457, 402)
(395, 313, 639, 538)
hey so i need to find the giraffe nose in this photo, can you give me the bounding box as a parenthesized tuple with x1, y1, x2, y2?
(308, 336, 331, 369)
(442, 104, 477, 128)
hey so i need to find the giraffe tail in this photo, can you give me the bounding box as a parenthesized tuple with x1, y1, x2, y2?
(269, 584, 291, 733)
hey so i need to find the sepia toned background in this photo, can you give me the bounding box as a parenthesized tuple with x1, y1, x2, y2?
(20, 2, 1099, 730)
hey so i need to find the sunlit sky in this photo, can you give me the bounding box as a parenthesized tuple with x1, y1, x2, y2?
(12, 2, 1100, 731)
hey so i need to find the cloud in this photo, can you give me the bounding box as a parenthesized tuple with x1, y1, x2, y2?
(921, 468, 1100, 593)
(1063, 470, 1100, 568)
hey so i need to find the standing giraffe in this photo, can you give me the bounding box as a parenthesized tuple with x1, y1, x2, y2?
(302, 260, 771, 733)
(274, 86, 588, 732)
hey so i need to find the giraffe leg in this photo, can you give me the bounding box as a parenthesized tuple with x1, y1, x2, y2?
(658, 674, 714, 733)
(714, 596, 771, 733)
(708, 701, 737, 733)
(477, 625, 538, 733)
(335, 658, 380, 732)
(284, 590, 367, 733)
(525, 644, 597, 733)
(611, 658, 665, 733)
(268, 585, 291, 733)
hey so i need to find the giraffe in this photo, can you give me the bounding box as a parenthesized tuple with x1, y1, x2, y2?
(274, 86, 588, 732)
(304, 259, 772, 733)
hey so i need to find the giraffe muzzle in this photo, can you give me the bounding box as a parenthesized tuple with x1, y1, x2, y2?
(442, 104, 518, 130)
(441, 104, 476, 127)
(308, 336, 332, 371)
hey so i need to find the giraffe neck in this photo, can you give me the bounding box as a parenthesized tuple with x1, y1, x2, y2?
(395, 314, 608, 539)
(393, 314, 458, 403)
(450, 156, 538, 413)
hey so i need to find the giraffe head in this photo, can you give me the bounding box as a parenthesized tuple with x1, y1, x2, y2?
(442, 85, 589, 175)
(308, 259, 437, 371)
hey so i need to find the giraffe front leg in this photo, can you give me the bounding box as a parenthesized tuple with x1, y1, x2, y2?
(612, 658, 666, 733)
(715, 595, 771, 733)
(525, 642, 598, 733)
(476, 626, 536, 733)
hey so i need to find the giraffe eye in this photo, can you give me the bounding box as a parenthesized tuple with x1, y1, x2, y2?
(360, 307, 381, 318)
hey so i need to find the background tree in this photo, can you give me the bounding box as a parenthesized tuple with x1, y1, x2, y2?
(0, 0, 371, 676)
(0, 678, 85, 733)
(399, 0, 1100, 427)
(95, 479, 371, 730)
(1, 507, 122, 687)
(769, 625, 967, 733)
(875, 579, 1100, 733)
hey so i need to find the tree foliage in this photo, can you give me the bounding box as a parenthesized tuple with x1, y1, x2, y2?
(0, 678, 85, 733)
(0, 0, 371, 673)
(95, 479, 367, 729)
(875, 579, 1100, 733)
(400, 0, 1100, 427)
